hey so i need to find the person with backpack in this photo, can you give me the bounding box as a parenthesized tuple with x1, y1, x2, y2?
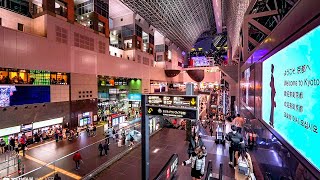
(234, 144, 254, 180)
(98, 142, 103, 156)
(188, 135, 204, 158)
(226, 125, 243, 166)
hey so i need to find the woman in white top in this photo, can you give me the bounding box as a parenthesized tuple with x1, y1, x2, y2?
(225, 117, 233, 134)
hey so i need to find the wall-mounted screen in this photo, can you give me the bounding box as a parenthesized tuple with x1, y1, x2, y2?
(9, 86, 50, 106)
(262, 25, 320, 171)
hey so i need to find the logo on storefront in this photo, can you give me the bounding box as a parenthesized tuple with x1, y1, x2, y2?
(158, 108, 162, 113)
(148, 108, 153, 114)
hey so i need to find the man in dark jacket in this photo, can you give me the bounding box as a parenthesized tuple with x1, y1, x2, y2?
(98, 142, 103, 156)
(226, 125, 243, 166)
(103, 142, 109, 156)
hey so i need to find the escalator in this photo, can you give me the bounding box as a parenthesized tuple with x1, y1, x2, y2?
(154, 154, 179, 180)
(205, 161, 223, 180)
(154, 154, 224, 180)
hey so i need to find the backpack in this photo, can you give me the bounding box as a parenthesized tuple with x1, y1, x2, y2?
(238, 156, 250, 176)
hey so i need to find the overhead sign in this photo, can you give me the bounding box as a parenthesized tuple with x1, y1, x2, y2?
(146, 106, 197, 119)
(147, 95, 197, 108)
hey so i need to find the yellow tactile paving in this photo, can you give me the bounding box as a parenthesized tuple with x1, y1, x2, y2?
(37, 170, 57, 180)
(22, 154, 81, 180)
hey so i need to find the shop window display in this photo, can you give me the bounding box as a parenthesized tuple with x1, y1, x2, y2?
(98, 76, 142, 124)
(0, 68, 69, 85)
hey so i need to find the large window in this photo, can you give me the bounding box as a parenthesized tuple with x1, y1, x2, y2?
(0, 0, 29, 17)
(94, 0, 108, 18)
(0, 68, 69, 85)
(98, 21, 105, 33)
(155, 45, 165, 52)
(149, 34, 154, 44)
(55, 0, 68, 18)
(135, 25, 142, 37)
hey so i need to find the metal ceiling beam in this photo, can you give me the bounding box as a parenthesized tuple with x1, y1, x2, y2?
(119, 0, 215, 50)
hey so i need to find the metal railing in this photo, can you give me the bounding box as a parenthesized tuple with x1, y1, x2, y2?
(0, 150, 21, 179)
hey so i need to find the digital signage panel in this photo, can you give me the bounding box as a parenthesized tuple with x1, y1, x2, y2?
(262, 25, 320, 171)
(147, 95, 197, 108)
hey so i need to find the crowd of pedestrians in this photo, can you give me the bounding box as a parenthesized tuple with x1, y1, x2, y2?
(198, 111, 256, 180)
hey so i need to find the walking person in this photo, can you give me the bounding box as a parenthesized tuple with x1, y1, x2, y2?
(234, 144, 254, 180)
(188, 135, 204, 158)
(182, 147, 206, 180)
(19, 134, 27, 157)
(14, 140, 19, 155)
(233, 114, 245, 134)
(9, 137, 15, 151)
(103, 141, 109, 156)
(76, 126, 81, 138)
(55, 131, 59, 142)
(128, 134, 134, 147)
(209, 126, 214, 137)
(105, 131, 110, 144)
(98, 142, 103, 156)
(112, 128, 116, 142)
(72, 151, 82, 170)
(93, 126, 97, 136)
(226, 125, 243, 166)
(0, 139, 6, 154)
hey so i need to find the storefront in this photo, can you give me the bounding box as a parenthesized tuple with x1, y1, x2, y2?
(78, 112, 93, 127)
(149, 116, 160, 133)
(0, 117, 64, 144)
(150, 81, 168, 93)
(98, 76, 142, 118)
(109, 114, 126, 127)
(0, 126, 20, 144)
(33, 117, 63, 133)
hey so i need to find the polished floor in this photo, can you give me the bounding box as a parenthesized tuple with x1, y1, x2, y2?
(0, 119, 141, 180)
(96, 128, 235, 180)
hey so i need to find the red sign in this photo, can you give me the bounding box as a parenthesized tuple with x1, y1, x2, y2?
(166, 168, 170, 179)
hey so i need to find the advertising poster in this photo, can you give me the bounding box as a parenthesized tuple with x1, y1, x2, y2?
(262, 25, 320, 170)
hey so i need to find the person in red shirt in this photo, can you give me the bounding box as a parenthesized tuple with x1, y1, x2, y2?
(72, 151, 82, 170)
(19, 134, 27, 156)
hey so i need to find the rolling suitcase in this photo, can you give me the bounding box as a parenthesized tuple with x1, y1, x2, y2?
(215, 123, 225, 145)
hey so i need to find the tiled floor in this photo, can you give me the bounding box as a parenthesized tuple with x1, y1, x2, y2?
(96, 128, 235, 180)
(0, 119, 141, 179)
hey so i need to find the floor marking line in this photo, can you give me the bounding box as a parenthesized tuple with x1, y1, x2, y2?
(23, 154, 81, 180)
(38, 171, 57, 180)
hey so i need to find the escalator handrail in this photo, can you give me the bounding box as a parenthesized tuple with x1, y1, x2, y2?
(154, 153, 179, 180)
(204, 160, 212, 180)
(219, 163, 223, 180)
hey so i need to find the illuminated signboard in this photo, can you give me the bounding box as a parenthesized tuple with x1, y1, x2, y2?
(146, 106, 197, 119)
(262, 25, 320, 170)
(147, 95, 197, 108)
(0, 85, 16, 107)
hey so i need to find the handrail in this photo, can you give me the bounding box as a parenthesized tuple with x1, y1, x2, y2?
(153, 153, 179, 180)
(218, 163, 223, 180)
(204, 160, 212, 180)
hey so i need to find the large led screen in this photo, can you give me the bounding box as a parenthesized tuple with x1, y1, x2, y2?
(262, 25, 320, 171)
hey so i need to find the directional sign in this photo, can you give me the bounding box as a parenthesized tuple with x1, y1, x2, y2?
(147, 95, 198, 108)
(146, 106, 197, 119)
